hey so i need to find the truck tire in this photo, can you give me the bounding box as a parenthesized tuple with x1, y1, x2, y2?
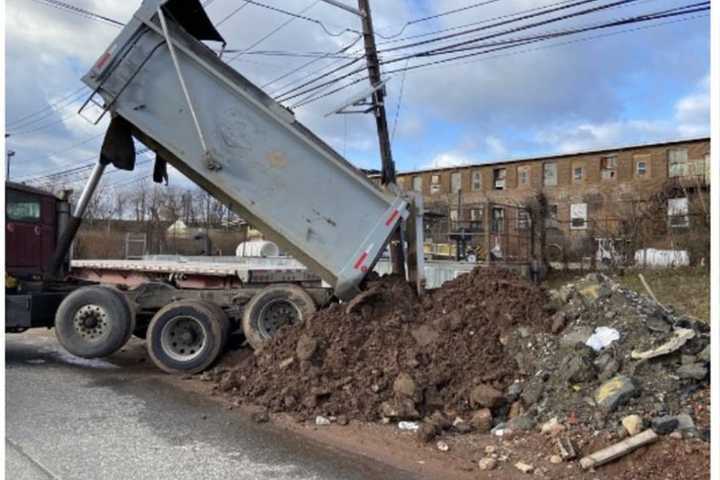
(146, 300, 226, 374)
(54, 285, 135, 359)
(242, 284, 316, 350)
(95, 284, 136, 347)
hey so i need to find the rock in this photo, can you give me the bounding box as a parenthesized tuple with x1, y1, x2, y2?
(521, 377, 545, 407)
(677, 363, 708, 381)
(398, 421, 420, 431)
(336, 415, 349, 426)
(416, 423, 438, 443)
(646, 315, 672, 333)
(478, 458, 497, 471)
(427, 411, 452, 430)
(540, 418, 565, 436)
(550, 312, 566, 334)
(278, 357, 295, 369)
(411, 324, 439, 347)
(517, 327, 531, 338)
(669, 432, 683, 439)
(622, 415, 643, 436)
(680, 354, 697, 365)
(485, 445, 497, 454)
(508, 401, 525, 419)
(469, 408, 493, 433)
(296, 334, 318, 361)
(218, 372, 240, 392)
(251, 409, 269, 424)
(302, 394, 318, 409)
(549, 455, 563, 464)
(598, 358, 621, 383)
(594, 375, 639, 412)
(436, 440, 449, 452)
(560, 346, 597, 384)
(508, 415, 536, 432)
(470, 384, 504, 409)
(315, 416, 331, 426)
(393, 372, 417, 398)
(560, 327, 594, 348)
(507, 382, 523, 402)
(697, 344, 710, 363)
(283, 395, 297, 408)
(514, 462, 534, 474)
(651, 415, 679, 435)
(674, 414, 695, 431)
(380, 398, 419, 420)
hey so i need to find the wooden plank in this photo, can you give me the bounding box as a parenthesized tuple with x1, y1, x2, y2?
(579, 429, 658, 470)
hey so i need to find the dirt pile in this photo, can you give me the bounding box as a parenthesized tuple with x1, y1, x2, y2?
(504, 272, 710, 436)
(216, 267, 553, 423)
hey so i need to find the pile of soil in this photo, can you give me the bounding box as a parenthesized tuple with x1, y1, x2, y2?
(216, 267, 553, 422)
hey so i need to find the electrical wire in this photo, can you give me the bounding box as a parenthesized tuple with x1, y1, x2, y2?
(239, 0, 356, 37)
(7, 86, 88, 128)
(390, 59, 410, 144)
(29, 0, 124, 27)
(216, 1, 251, 26)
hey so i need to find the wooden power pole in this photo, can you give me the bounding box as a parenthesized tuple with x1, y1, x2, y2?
(357, 0, 406, 276)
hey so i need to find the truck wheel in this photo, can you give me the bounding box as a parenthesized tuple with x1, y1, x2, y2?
(54, 285, 135, 359)
(95, 284, 136, 347)
(146, 300, 225, 374)
(242, 284, 316, 350)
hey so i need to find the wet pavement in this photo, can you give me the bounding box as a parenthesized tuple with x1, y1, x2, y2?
(5, 332, 420, 480)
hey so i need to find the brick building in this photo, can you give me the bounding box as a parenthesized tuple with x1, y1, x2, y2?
(384, 138, 710, 263)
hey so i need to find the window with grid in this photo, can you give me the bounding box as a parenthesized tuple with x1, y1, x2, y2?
(570, 203, 588, 229)
(412, 176, 423, 192)
(668, 197, 689, 228)
(517, 210, 531, 230)
(450, 172, 462, 193)
(430, 174, 441, 194)
(668, 148, 689, 177)
(543, 163, 557, 186)
(491, 207, 505, 233)
(573, 166, 584, 183)
(517, 166, 529, 186)
(471, 170, 482, 191)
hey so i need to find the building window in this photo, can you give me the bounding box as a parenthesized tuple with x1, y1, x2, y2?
(549, 204, 559, 219)
(469, 207, 483, 231)
(396, 177, 406, 189)
(430, 174, 441, 194)
(449, 208, 458, 222)
(573, 166, 584, 183)
(634, 154, 650, 177)
(601, 155, 618, 180)
(517, 166, 529, 186)
(491, 207, 505, 233)
(450, 172, 462, 194)
(517, 210, 531, 230)
(493, 168, 506, 190)
(570, 203, 588, 230)
(668, 197, 689, 228)
(543, 162, 557, 186)
(471, 170, 482, 191)
(668, 148, 689, 177)
(412, 176, 423, 192)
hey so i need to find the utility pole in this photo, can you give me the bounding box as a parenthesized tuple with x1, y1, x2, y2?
(6, 150, 15, 180)
(356, 0, 405, 276)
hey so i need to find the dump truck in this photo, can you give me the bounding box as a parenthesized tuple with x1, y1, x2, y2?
(5, 0, 424, 374)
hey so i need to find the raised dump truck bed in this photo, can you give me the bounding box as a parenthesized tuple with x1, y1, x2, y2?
(80, 0, 418, 301)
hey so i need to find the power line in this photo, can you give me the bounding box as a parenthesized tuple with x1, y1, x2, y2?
(391, 59, 409, 143)
(239, 0, 356, 37)
(29, 0, 124, 27)
(216, 1, 251, 27)
(7, 86, 88, 128)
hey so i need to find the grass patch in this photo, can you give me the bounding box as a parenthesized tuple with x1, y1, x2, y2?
(542, 267, 710, 322)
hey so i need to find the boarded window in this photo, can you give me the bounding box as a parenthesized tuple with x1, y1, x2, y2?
(517, 210, 531, 230)
(491, 207, 505, 233)
(573, 166, 584, 183)
(517, 166, 530, 186)
(471, 170, 482, 191)
(450, 172, 462, 193)
(668, 148, 689, 177)
(493, 168, 506, 190)
(412, 176, 423, 192)
(430, 174, 441, 194)
(469, 207, 483, 231)
(543, 162, 557, 186)
(601, 155, 618, 180)
(570, 203, 588, 230)
(668, 197, 689, 228)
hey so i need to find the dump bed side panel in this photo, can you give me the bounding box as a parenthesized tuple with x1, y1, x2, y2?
(82, 1, 406, 299)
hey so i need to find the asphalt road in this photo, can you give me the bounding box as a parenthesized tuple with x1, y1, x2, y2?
(5, 332, 419, 480)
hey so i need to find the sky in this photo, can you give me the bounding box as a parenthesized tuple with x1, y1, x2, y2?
(3, 0, 711, 191)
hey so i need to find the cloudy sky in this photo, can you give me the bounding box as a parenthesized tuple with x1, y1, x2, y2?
(4, 0, 710, 190)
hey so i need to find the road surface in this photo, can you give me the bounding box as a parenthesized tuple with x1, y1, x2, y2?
(5, 332, 420, 480)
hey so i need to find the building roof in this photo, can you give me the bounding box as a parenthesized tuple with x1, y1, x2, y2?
(383, 137, 710, 177)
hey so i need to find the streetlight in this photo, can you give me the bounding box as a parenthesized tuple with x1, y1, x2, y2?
(6, 150, 15, 180)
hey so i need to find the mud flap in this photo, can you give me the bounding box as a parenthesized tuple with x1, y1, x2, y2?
(153, 154, 169, 184)
(101, 116, 136, 170)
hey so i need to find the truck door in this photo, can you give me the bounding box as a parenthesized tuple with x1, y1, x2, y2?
(5, 187, 56, 278)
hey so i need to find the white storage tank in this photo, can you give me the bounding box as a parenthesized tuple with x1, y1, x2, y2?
(236, 241, 280, 258)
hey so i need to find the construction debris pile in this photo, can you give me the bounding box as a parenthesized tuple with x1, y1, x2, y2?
(211, 270, 709, 447)
(215, 268, 553, 426)
(503, 273, 710, 439)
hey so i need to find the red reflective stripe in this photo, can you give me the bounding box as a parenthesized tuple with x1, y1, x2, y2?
(95, 52, 111, 70)
(385, 209, 399, 226)
(353, 251, 369, 269)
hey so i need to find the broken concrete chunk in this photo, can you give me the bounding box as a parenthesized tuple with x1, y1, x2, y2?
(560, 326, 594, 348)
(508, 415, 536, 432)
(697, 344, 710, 363)
(520, 377, 545, 407)
(315, 416, 331, 426)
(436, 440, 449, 452)
(470, 384, 504, 409)
(416, 423, 438, 443)
(560, 346, 597, 384)
(478, 457, 497, 471)
(594, 375, 639, 412)
(514, 462, 534, 474)
(398, 421, 420, 431)
(380, 398, 419, 420)
(540, 417, 565, 436)
(630, 328, 695, 360)
(676, 362, 708, 381)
